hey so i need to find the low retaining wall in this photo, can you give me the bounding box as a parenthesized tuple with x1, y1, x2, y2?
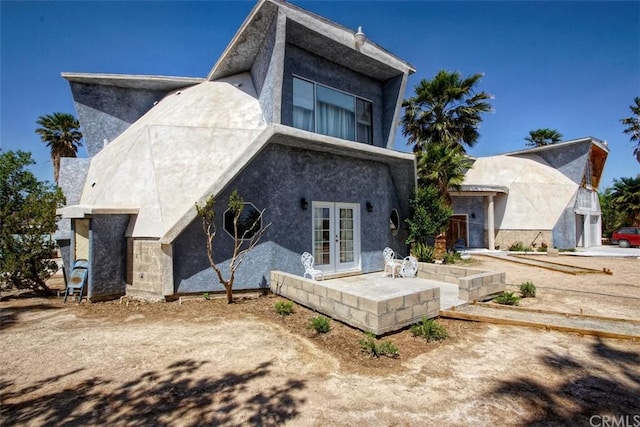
(270, 271, 440, 335)
(416, 263, 505, 302)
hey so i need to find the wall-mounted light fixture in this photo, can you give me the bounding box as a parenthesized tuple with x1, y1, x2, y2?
(471, 213, 476, 219)
(354, 26, 366, 49)
(366, 201, 373, 213)
(300, 197, 308, 210)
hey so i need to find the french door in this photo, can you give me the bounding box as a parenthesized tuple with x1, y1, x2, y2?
(312, 202, 360, 273)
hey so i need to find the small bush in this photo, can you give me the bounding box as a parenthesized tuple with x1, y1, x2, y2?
(410, 317, 448, 342)
(274, 300, 294, 316)
(412, 242, 435, 263)
(310, 315, 331, 334)
(508, 241, 533, 252)
(443, 250, 461, 265)
(202, 292, 210, 300)
(520, 281, 537, 298)
(494, 291, 520, 306)
(359, 332, 399, 358)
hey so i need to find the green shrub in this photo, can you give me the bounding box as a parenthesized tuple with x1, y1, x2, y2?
(310, 315, 331, 334)
(359, 332, 399, 358)
(202, 292, 210, 300)
(443, 250, 461, 265)
(508, 241, 533, 252)
(274, 300, 294, 316)
(494, 291, 520, 306)
(411, 242, 435, 263)
(410, 317, 449, 342)
(519, 281, 537, 298)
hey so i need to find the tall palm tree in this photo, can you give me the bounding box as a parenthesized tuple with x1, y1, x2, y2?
(620, 97, 640, 163)
(525, 128, 563, 147)
(401, 70, 493, 154)
(416, 142, 474, 202)
(35, 112, 82, 184)
(611, 175, 640, 226)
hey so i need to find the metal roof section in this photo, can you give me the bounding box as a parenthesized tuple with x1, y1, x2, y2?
(208, 0, 415, 81)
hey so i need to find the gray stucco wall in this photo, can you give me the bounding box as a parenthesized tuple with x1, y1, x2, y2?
(251, 12, 280, 124)
(172, 143, 410, 294)
(517, 141, 590, 185)
(55, 157, 92, 279)
(553, 205, 577, 249)
(69, 82, 170, 157)
(381, 74, 404, 149)
(281, 44, 386, 148)
(88, 215, 130, 300)
(452, 196, 486, 248)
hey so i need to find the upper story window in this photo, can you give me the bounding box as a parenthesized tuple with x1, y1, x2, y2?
(293, 77, 372, 145)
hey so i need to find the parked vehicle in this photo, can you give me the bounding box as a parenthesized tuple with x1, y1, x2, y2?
(610, 227, 640, 248)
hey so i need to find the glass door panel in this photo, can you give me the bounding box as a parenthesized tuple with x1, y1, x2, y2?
(312, 203, 360, 272)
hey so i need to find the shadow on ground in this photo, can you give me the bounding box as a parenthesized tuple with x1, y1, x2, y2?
(0, 303, 63, 331)
(491, 338, 640, 425)
(1, 360, 306, 426)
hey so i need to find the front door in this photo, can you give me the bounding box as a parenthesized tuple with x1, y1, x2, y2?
(312, 202, 360, 273)
(447, 214, 468, 249)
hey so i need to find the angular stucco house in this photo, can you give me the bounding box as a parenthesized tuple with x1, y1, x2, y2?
(449, 137, 608, 250)
(56, 0, 416, 301)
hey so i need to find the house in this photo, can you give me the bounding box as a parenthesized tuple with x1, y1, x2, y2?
(55, 0, 417, 301)
(449, 137, 609, 250)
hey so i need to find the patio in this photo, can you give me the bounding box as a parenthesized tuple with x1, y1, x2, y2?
(270, 263, 505, 335)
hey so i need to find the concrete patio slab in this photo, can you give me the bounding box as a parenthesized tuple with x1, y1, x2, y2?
(270, 271, 470, 335)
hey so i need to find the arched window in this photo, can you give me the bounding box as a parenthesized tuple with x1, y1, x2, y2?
(389, 209, 400, 236)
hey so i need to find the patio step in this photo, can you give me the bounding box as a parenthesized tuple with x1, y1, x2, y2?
(440, 303, 640, 340)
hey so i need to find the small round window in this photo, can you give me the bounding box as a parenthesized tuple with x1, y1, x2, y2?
(223, 202, 262, 240)
(389, 209, 400, 236)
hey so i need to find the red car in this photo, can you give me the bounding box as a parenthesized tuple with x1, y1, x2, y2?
(611, 227, 640, 248)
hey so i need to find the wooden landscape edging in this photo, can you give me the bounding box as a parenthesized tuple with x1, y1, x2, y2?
(472, 302, 640, 324)
(439, 309, 640, 340)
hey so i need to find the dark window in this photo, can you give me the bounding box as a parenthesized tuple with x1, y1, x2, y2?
(389, 209, 400, 236)
(223, 203, 262, 240)
(293, 77, 373, 144)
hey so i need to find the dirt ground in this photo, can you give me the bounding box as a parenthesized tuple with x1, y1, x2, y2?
(1, 255, 639, 426)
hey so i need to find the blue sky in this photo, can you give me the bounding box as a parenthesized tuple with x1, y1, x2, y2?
(1, 1, 638, 189)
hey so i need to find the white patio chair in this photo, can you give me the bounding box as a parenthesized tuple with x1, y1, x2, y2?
(301, 252, 324, 281)
(399, 256, 418, 279)
(383, 247, 402, 279)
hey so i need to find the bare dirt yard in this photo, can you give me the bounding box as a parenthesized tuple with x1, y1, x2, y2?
(2, 255, 639, 426)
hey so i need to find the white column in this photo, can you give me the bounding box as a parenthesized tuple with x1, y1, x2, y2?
(584, 215, 591, 248)
(487, 194, 495, 250)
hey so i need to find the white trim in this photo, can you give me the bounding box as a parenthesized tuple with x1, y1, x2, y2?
(311, 201, 361, 273)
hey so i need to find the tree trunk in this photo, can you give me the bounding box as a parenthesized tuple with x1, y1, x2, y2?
(225, 283, 233, 304)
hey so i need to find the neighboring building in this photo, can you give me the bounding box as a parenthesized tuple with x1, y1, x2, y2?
(449, 137, 609, 250)
(56, 0, 416, 301)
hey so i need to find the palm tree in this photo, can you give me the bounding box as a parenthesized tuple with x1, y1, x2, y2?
(35, 112, 82, 184)
(525, 128, 563, 147)
(401, 70, 493, 153)
(620, 97, 640, 163)
(610, 175, 640, 226)
(416, 142, 473, 201)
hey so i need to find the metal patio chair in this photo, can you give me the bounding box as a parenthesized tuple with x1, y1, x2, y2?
(383, 247, 402, 279)
(399, 255, 418, 279)
(63, 259, 89, 303)
(301, 252, 324, 281)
